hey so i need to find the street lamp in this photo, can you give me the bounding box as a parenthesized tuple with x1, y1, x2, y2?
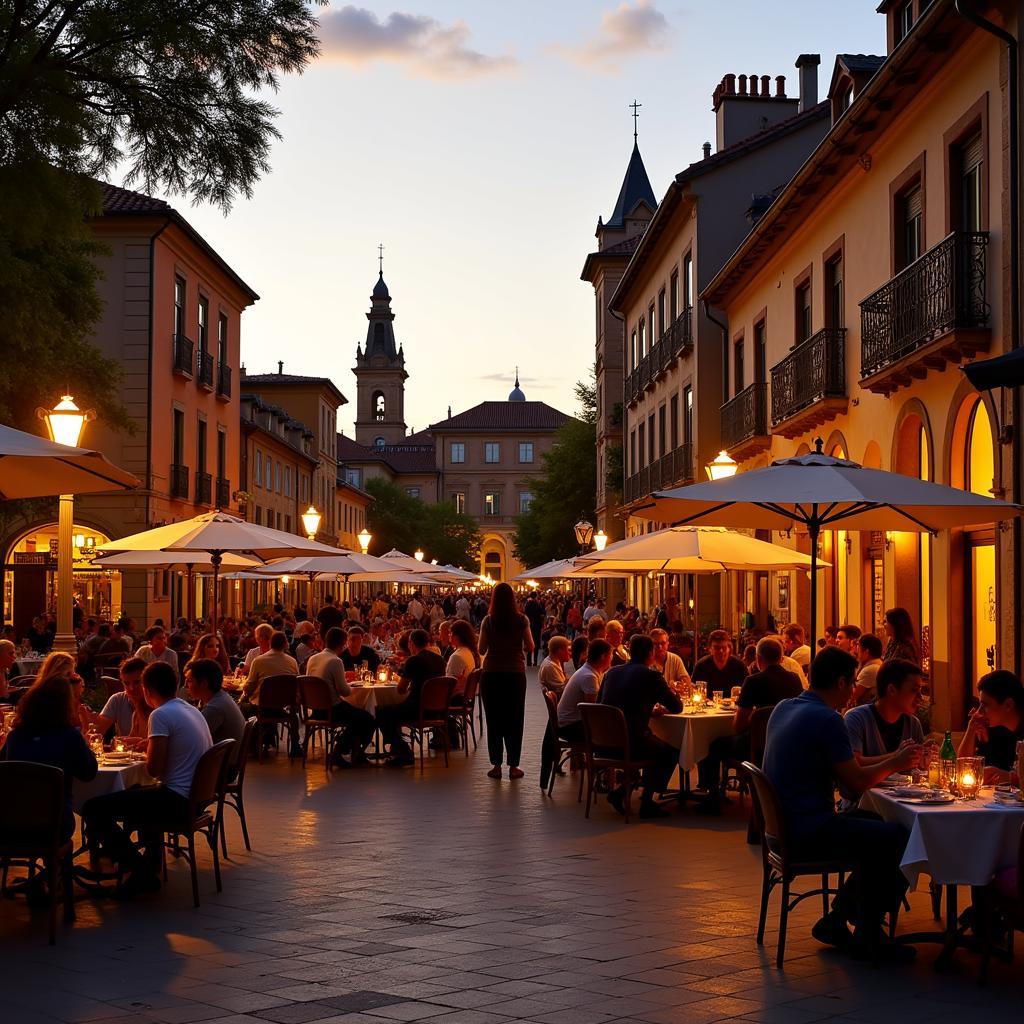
(705, 450, 739, 480)
(593, 529, 609, 552)
(357, 527, 372, 555)
(414, 548, 425, 561)
(573, 518, 594, 552)
(301, 505, 321, 541)
(38, 395, 95, 653)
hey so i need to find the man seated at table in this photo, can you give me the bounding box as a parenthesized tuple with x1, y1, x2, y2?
(538, 636, 572, 696)
(596, 634, 683, 819)
(242, 630, 297, 705)
(306, 627, 376, 766)
(556, 639, 611, 744)
(692, 629, 748, 695)
(651, 628, 691, 688)
(845, 659, 924, 768)
(605, 620, 629, 665)
(377, 628, 445, 767)
(0, 638, 16, 700)
(186, 657, 246, 778)
(763, 646, 921, 961)
(958, 670, 1024, 785)
(697, 637, 803, 806)
(849, 633, 884, 707)
(782, 624, 811, 678)
(241, 623, 274, 670)
(135, 626, 179, 673)
(82, 662, 212, 897)
(339, 625, 380, 674)
(89, 657, 151, 743)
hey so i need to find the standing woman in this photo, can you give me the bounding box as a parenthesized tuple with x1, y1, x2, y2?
(479, 582, 534, 780)
(882, 607, 920, 664)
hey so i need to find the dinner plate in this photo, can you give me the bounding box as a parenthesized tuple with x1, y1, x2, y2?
(878, 774, 913, 788)
(895, 794, 955, 805)
(890, 786, 933, 798)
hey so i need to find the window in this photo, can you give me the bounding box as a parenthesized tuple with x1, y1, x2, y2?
(670, 395, 679, 450)
(755, 321, 767, 383)
(450, 442, 465, 464)
(405, 487, 420, 499)
(683, 386, 693, 444)
(733, 339, 745, 396)
(374, 436, 385, 448)
(284, 467, 291, 497)
(254, 506, 262, 525)
(174, 277, 185, 337)
(826, 256, 844, 328)
(958, 132, 984, 232)
(172, 408, 185, 465)
(484, 442, 500, 464)
(275, 461, 281, 493)
(518, 491, 533, 514)
(630, 329, 637, 370)
(518, 442, 534, 463)
(630, 429, 637, 473)
(683, 252, 693, 309)
(453, 491, 466, 514)
(277, 511, 282, 530)
(669, 271, 679, 320)
(345, 467, 363, 489)
(897, 181, 923, 270)
(198, 297, 209, 355)
(373, 391, 386, 422)
(300, 474, 308, 502)
(217, 313, 228, 367)
(647, 413, 655, 464)
(658, 406, 666, 458)
(657, 289, 666, 339)
(484, 491, 501, 516)
(895, 0, 914, 43)
(638, 318, 646, 360)
(196, 418, 207, 476)
(637, 422, 646, 468)
(648, 304, 656, 345)
(795, 280, 811, 344)
(254, 450, 263, 487)
(284, 514, 291, 534)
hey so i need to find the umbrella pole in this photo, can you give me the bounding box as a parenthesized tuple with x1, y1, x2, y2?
(186, 565, 195, 626)
(308, 572, 315, 615)
(808, 519, 820, 655)
(211, 552, 222, 634)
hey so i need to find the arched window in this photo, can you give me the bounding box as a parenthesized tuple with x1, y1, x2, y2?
(372, 392, 385, 422)
(374, 436, 385, 448)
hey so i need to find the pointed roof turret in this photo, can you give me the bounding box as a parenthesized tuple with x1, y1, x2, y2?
(605, 141, 657, 228)
(355, 264, 404, 368)
(372, 272, 390, 300)
(508, 368, 526, 402)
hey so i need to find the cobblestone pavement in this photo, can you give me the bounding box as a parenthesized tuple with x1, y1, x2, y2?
(1, 672, 1020, 1023)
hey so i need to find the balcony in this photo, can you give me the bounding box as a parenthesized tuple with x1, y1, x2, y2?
(625, 310, 694, 406)
(172, 335, 194, 377)
(170, 464, 190, 500)
(197, 349, 214, 389)
(623, 442, 693, 504)
(770, 328, 848, 438)
(217, 364, 232, 400)
(859, 231, 990, 395)
(216, 477, 231, 508)
(194, 471, 212, 505)
(720, 382, 770, 461)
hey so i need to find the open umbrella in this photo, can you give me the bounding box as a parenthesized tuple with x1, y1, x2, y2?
(96, 511, 340, 629)
(0, 422, 138, 498)
(511, 557, 584, 582)
(633, 439, 1024, 648)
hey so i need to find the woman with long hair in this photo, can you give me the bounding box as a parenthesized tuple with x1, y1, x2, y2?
(191, 633, 230, 674)
(478, 582, 534, 780)
(447, 619, 480, 697)
(959, 670, 1024, 783)
(882, 607, 919, 664)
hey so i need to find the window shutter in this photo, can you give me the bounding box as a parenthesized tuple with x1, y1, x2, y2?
(961, 133, 983, 172)
(904, 185, 923, 219)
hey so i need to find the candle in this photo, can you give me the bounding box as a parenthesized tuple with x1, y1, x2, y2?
(955, 756, 983, 800)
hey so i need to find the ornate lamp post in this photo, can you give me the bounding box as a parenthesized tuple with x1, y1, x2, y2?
(705, 450, 739, 480)
(357, 528, 372, 555)
(593, 529, 609, 552)
(301, 505, 321, 542)
(38, 395, 95, 653)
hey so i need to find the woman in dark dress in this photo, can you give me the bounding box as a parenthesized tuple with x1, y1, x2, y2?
(882, 607, 920, 664)
(478, 583, 534, 780)
(959, 670, 1024, 785)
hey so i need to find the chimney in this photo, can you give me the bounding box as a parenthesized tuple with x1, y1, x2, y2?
(713, 67, 799, 151)
(277, 360, 283, 374)
(702, 141, 712, 159)
(795, 53, 820, 113)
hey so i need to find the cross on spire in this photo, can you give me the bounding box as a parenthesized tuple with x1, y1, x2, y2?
(377, 243, 385, 276)
(629, 99, 641, 143)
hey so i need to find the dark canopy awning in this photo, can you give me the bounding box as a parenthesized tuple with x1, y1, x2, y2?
(963, 349, 1024, 391)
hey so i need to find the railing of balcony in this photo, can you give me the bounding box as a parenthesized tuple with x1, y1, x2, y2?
(197, 349, 214, 388)
(859, 231, 989, 379)
(721, 382, 768, 451)
(217, 364, 232, 399)
(623, 442, 693, 503)
(216, 477, 230, 508)
(170, 464, 190, 500)
(172, 335, 194, 376)
(624, 309, 694, 405)
(770, 327, 846, 426)
(195, 471, 212, 505)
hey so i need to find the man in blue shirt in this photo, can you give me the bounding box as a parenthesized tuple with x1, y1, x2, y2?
(763, 646, 920, 962)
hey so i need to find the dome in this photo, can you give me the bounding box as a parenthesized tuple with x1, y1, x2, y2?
(508, 371, 526, 402)
(372, 273, 390, 300)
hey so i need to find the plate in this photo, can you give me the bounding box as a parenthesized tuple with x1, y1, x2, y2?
(890, 786, 932, 798)
(878, 774, 913, 789)
(895, 794, 955, 805)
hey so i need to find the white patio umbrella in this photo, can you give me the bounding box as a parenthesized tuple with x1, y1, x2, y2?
(511, 557, 616, 582)
(0, 422, 138, 498)
(379, 548, 456, 584)
(633, 439, 1024, 647)
(96, 511, 341, 629)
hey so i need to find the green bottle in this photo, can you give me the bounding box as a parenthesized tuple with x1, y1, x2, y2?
(940, 730, 956, 787)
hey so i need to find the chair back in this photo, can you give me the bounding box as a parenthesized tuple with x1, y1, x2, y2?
(420, 676, 456, 718)
(742, 761, 790, 866)
(297, 675, 334, 716)
(579, 703, 630, 758)
(0, 762, 64, 850)
(462, 669, 481, 706)
(542, 689, 561, 735)
(233, 717, 257, 787)
(188, 740, 235, 819)
(748, 706, 774, 764)
(257, 674, 298, 711)
(8, 675, 38, 687)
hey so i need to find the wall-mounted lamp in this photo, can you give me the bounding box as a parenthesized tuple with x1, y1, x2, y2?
(884, 531, 894, 551)
(844, 535, 853, 555)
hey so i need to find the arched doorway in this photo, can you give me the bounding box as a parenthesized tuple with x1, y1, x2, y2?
(480, 536, 506, 583)
(3, 523, 118, 636)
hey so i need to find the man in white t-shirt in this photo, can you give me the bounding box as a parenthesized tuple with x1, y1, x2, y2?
(557, 639, 612, 742)
(135, 625, 179, 673)
(651, 629, 691, 687)
(82, 661, 212, 895)
(407, 594, 425, 623)
(455, 594, 471, 621)
(242, 623, 274, 669)
(782, 624, 812, 678)
(538, 636, 572, 695)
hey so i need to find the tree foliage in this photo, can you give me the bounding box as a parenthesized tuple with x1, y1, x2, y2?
(512, 371, 598, 568)
(365, 478, 481, 571)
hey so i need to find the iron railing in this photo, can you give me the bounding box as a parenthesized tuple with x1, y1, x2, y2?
(217, 364, 232, 399)
(216, 477, 231, 508)
(624, 309, 694, 405)
(172, 335, 194, 376)
(170, 464, 190, 500)
(197, 349, 214, 388)
(859, 231, 989, 379)
(623, 442, 693, 503)
(720, 382, 768, 451)
(195, 471, 212, 505)
(770, 327, 846, 426)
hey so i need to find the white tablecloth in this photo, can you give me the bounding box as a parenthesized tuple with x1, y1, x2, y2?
(347, 684, 403, 716)
(14, 657, 45, 678)
(860, 787, 1024, 890)
(73, 760, 153, 813)
(649, 710, 736, 771)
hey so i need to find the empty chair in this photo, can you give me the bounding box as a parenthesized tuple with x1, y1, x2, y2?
(220, 717, 257, 857)
(578, 704, 654, 824)
(253, 674, 299, 761)
(450, 669, 481, 756)
(540, 689, 584, 798)
(297, 675, 344, 772)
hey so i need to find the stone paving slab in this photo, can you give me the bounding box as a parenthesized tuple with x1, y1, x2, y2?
(0, 673, 1020, 1021)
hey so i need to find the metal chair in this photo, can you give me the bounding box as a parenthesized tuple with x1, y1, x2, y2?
(980, 821, 1024, 983)
(578, 704, 654, 824)
(297, 675, 344, 772)
(450, 669, 480, 756)
(542, 689, 584, 799)
(220, 718, 257, 857)
(403, 676, 457, 769)
(254, 674, 299, 761)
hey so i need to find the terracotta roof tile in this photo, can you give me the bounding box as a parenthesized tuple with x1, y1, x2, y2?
(100, 182, 172, 214)
(429, 401, 572, 432)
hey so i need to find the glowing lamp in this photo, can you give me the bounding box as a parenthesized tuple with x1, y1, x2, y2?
(706, 450, 738, 481)
(357, 528, 372, 554)
(301, 505, 321, 541)
(574, 518, 594, 549)
(593, 529, 609, 552)
(414, 549, 424, 561)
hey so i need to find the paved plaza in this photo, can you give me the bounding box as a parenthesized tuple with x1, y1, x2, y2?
(0, 673, 1019, 1024)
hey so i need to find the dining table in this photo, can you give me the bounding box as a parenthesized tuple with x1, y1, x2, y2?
(649, 705, 736, 773)
(860, 784, 1024, 966)
(346, 682, 403, 716)
(73, 755, 154, 813)
(14, 654, 45, 678)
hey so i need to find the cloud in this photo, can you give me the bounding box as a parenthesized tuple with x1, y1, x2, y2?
(553, 0, 671, 72)
(318, 6, 516, 79)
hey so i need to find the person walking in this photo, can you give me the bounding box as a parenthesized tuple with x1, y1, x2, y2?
(479, 582, 534, 780)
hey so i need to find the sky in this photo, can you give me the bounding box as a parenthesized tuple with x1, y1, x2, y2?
(156, 1, 885, 437)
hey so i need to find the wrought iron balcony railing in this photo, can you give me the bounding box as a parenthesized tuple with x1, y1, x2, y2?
(720, 382, 768, 452)
(172, 335, 194, 376)
(217, 364, 232, 399)
(170, 463, 190, 500)
(859, 231, 989, 379)
(623, 442, 693, 504)
(624, 309, 694, 405)
(197, 349, 215, 388)
(770, 327, 846, 427)
(195, 471, 212, 505)
(216, 477, 231, 508)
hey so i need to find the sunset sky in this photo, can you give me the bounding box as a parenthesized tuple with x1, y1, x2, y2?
(165, 1, 883, 436)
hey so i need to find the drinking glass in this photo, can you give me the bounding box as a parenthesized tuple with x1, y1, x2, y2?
(712, 690, 724, 707)
(730, 686, 742, 701)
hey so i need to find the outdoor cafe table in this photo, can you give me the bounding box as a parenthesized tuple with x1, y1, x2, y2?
(860, 786, 1024, 965)
(649, 707, 735, 773)
(346, 683, 403, 716)
(73, 756, 153, 813)
(14, 654, 45, 678)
